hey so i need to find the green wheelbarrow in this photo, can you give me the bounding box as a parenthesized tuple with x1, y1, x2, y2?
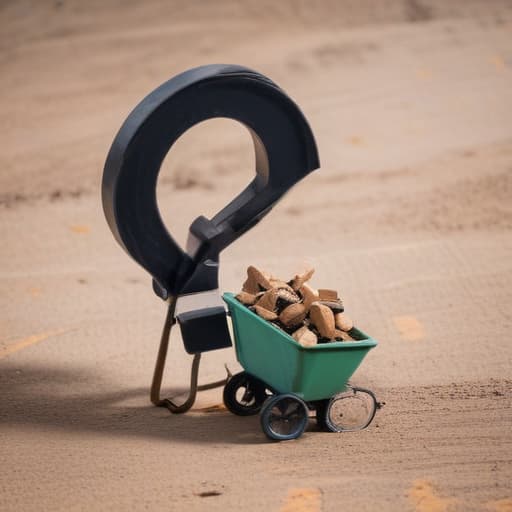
(102, 65, 380, 441)
(223, 293, 379, 441)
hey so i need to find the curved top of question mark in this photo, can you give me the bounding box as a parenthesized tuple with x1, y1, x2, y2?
(102, 64, 320, 297)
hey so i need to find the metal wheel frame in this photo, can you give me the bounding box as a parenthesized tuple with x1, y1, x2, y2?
(323, 386, 378, 432)
(150, 297, 228, 414)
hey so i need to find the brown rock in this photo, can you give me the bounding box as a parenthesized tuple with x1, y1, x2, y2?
(299, 283, 319, 311)
(318, 299, 344, 313)
(276, 288, 301, 306)
(253, 305, 278, 321)
(318, 289, 338, 301)
(290, 268, 315, 291)
(292, 325, 318, 347)
(279, 303, 307, 328)
(246, 266, 272, 292)
(334, 312, 353, 332)
(309, 303, 336, 339)
(235, 291, 257, 305)
(333, 329, 354, 342)
(256, 288, 278, 311)
(242, 275, 259, 294)
(269, 279, 295, 293)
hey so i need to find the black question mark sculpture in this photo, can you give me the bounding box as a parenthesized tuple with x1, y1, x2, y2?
(102, 64, 319, 412)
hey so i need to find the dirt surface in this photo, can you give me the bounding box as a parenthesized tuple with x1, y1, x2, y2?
(1, 1, 511, 510)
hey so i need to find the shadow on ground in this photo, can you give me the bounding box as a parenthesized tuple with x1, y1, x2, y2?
(0, 361, 274, 445)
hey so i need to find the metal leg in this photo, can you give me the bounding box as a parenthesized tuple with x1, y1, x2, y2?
(150, 296, 228, 414)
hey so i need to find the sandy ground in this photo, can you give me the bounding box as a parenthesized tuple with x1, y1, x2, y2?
(1, 1, 512, 510)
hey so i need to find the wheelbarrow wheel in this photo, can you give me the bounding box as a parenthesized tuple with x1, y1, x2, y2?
(323, 386, 378, 432)
(260, 394, 309, 441)
(223, 371, 268, 416)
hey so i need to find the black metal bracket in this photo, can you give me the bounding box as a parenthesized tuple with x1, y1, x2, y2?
(102, 64, 319, 299)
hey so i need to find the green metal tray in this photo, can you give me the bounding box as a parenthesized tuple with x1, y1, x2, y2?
(223, 292, 377, 402)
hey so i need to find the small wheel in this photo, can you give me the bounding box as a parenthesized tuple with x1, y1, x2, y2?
(260, 394, 309, 441)
(324, 387, 378, 432)
(223, 372, 268, 416)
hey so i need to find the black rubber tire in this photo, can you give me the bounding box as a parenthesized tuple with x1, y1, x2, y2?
(223, 372, 268, 416)
(260, 394, 309, 441)
(324, 387, 378, 432)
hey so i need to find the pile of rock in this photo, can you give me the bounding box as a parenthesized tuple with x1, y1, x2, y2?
(235, 266, 356, 347)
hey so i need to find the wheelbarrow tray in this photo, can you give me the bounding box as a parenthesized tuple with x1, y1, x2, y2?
(223, 293, 377, 402)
